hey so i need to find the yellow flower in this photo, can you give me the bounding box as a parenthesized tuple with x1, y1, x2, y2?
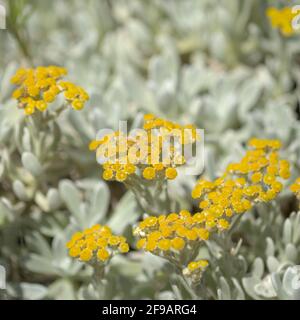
(143, 167, 156, 180)
(124, 164, 136, 174)
(11, 66, 89, 115)
(158, 239, 171, 251)
(119, 243, 129, 253)
(191, 138, 289, 237)
(36, 100, 47, 111)
(67, 225, 129, 264)
(116, 170, 128, 182)
(12, 88, 23, 99)
(108, 236, 121, 246)
(72, 99, 84, 110)
(185, 259, 209, 280)
(187, 260, 209, 272)
(136, 238, 146, 249)
(24, 105, 35, 115)
(263, 174, 276, 185)
(218, 219, 230, 230)
(171, 237, 185, 250)
(153, 163, 164, 171)
(80, 249, 93, 262)
(251, 172, 262, 183)
(197, 228, 209, 240)
(69, 246, 81, 257)
(42, 91, 54, 103)
(199, 200, 210, 209)
(97, 248, 110, 261)
(266, 7, 298, 36)
(27, 85, 39, 97)
(144, 113, 155, 121)
(183, 260, 208, 283)
(134, 209, 210, 265)
(90, 114, 200, 185)
(165, 167, 178, 180)
(103, 169, 114, 180)
(145, 240, 157, 251)
(179, 210, 191, 219)
(290, 178, 300, 201)
(187, 261, 199, 271)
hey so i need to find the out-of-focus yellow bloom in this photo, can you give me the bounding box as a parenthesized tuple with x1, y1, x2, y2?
(183, 260, 209, 282)
(266, 7, 298, 36)
(165, 167, 178, 180)
(290, 177, 300, 199)
(11, 66, 89, 115)
(67, 224, 129, 263)
(143, 167, 157, 180)
(187, 259, 208, 272)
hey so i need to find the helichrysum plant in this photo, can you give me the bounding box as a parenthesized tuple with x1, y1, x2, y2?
(132, 138, 291, 299)
(6, 65, 90, 200)
(2, 0, 300, 301)
(89, 113, 199, 214)
(65, 224, 130, 298)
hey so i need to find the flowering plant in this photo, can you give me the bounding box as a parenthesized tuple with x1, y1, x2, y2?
(1, 0, 300, 301)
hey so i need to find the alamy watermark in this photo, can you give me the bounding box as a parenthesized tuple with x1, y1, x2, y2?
(95, 121, 205, 176)
(0, 2, 6, 30)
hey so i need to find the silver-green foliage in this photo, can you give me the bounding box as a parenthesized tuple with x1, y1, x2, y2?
(1, 0, 300, 300)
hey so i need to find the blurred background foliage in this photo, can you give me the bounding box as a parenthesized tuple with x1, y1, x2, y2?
(1, 0, 300, 299)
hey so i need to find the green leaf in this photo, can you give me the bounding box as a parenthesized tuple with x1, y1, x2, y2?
(87, 182, 110, 226)
(12, 180, 29, 201)
(59, 180, 84, 226)
(8, 283, 48, 300)
(21, 152, 43, 177)
(108, 192, 139, 234)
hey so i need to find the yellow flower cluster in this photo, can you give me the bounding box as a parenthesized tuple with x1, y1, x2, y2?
(133, 210, 210, 257)
(290, 177, 300, 198)
(183, 260, 209, 282)
(132, 138, 289, 275)
(187, 259, 209, 272)
(89, 114, 199, 182)
(227, 138, 290, 185)
(66, 224, 129, 263)
(134, 210, 210, 275)
(266, 7, 298, 36)
(192, 177, 252, 230)
(11, 66, 89, 115)
(192, 138, 290, 230)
